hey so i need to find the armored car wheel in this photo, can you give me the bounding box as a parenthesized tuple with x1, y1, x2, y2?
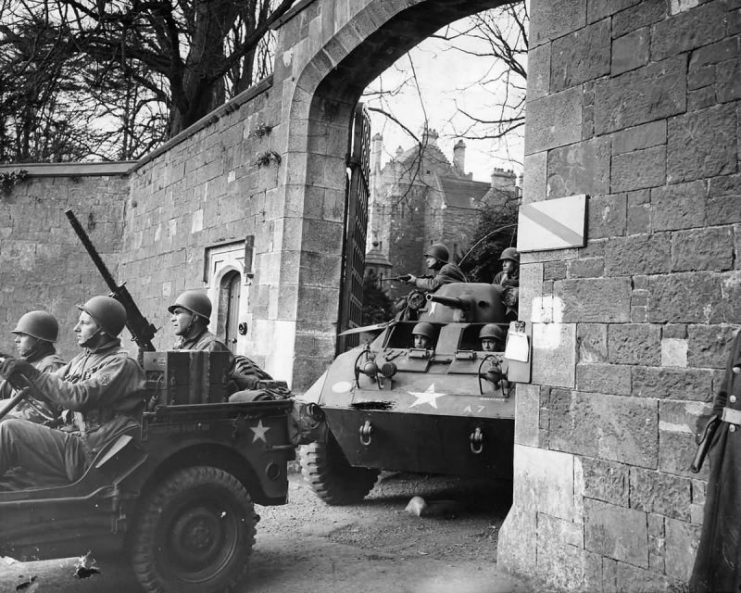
(129, 466, 256, 593)
(299, 432, 380, 505)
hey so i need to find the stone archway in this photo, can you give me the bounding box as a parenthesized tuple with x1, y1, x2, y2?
(279, 0, 508, 388)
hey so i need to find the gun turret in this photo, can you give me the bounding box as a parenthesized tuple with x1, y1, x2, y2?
(65, 209, 157, 353)
(425, 293, 472, 311)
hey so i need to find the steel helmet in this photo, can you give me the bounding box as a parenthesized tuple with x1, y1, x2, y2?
(168, 290, 212, 321)
(412, 322, 435, 340)
(77, 296, 127, 336)
(12, 310, 59, 343)
(499, 247, 520, 264)
(424, 243, 450, 263)
(479, 323, 506, 342)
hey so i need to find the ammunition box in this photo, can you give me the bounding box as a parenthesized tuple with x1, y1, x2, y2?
(142, 351, 231, 406)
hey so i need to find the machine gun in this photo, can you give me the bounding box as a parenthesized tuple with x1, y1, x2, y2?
(65, 209, 157, 353)
(379, 275, 412, 283)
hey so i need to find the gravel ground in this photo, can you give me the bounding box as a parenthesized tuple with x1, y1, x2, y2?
(0, 470, 532, 593)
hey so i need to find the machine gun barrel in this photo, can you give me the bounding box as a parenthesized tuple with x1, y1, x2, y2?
(425, 293, 472, 310)
(65, 209, 157, 353)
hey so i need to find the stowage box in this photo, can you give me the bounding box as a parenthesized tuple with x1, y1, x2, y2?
(142, 351, 232, 406)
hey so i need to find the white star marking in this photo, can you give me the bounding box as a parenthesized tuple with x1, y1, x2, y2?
(408, 384, 447, 409)
(250, 420, 271, 443)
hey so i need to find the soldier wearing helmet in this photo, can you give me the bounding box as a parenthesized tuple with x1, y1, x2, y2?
(169, 290, 231, 354)
(0, 295, 146, 486)
(479, 323, 507, 353)
(412, 322, 435, 350)
(0, 311, 66, 424)
(493, 247, 520, 288)
(405, 242, 466, 293)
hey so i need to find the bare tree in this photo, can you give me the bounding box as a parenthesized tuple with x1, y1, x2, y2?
(0, 0, 296, 162)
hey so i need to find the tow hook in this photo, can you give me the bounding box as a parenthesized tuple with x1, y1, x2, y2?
(359, 420, 373, 446)
(469, 427, 484, 454)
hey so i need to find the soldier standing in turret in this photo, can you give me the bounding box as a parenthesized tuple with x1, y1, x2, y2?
(493, 247, 520, 319)
(1, 311, 66, 424)
(405, 243, 466, 293)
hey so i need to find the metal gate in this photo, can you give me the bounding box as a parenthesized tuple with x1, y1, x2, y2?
(337, 103, 371, 353)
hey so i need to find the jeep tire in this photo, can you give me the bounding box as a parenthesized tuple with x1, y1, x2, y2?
(299, 432, 379, 505)
(129, 466, 256, 593)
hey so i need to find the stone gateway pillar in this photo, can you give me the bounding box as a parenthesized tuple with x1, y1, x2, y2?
(499, 1, 741, 591)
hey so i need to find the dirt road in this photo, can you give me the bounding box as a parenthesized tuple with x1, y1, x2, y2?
(0, 471, 531, 593)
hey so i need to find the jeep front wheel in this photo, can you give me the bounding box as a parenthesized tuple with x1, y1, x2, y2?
(299, 433, 379, 505)
(129, 466, 256, 593)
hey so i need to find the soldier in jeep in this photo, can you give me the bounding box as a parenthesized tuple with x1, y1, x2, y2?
(0, 311, 65, 424)
(0, 295, 145, 484)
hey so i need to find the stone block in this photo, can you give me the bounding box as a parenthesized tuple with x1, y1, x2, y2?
(498, 505, 537, 577)
(651, 1, 727, 62)
(662, 338, 688, 368)
(576, 363, 632, 395)
(712, 271, 741, 327)
(611, 145, 666, 192)
(556, 278, 632, 322)
(604, 234, 671, 277)
(530, 0, 587, 48)
(627, 191, 651, 235)
(595, 56, 686, 135)
(647, 513, 666, 572)
(537, 539, 600, 593)
(717, 57, 741, 103)
(688, 86, 718, 111)
(582, 457, 629, 506)
(612, 121, 667, 156)
(510, 444, 580, 522)
(612, 0, 668, 38)
(586, 194, 627, 240)
(515, 383, 541, 447)
(527, 42, 550, 101)
(615, 563, 672, 593)
(584, 498, 648, 567)
(544, 260, 567, 281)
(632, 366, 713, 400)
(531, 322, 576, 388)
(659, 400, 709, 477)
(549, 391, 659, 467)
(688, 324, 738, 368)
(607, 323, 661, 365)
(568, 257, 604, 278)
(645, 272, 722, 323)
(671, 227, 735, 272)
(523, 151, 547, 203)
(525, 87, 583, 155)
(588, 0, 641, 22)
(539, 512, 584, 548)
(547, 138, 611, 199)
(612, 27, 650, 75)
(651, 180, 707, 231)
(664, 518, 702, 582)
(668, 104, 738, 184)
(578, 323, 607, 363)
(707, 174, 741, 225)
(630, 467, 692, 520)
(551, 19, 611, 92)
(519, 262, 543, 324)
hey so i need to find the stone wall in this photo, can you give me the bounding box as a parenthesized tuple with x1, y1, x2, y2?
(499, 0, 741, 590)
(0, 163, 131, 361)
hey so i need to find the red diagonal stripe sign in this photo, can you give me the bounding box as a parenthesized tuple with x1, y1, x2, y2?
(517, 194, 587, 252)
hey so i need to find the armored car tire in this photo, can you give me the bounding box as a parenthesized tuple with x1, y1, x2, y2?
(129, 466, 256, 593)
(299, 433, 380, 505)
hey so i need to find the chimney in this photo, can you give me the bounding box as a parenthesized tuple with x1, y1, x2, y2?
(490, 167, 517, 193)
(453, 139, 466, 176)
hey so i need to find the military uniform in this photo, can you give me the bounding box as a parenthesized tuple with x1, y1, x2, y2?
(412, 263, 466, 292)
(0, 337, 145, 483)
(175, 329, 233, 356)
(690, 330, 741, 593)
(1, 351, 65, 423)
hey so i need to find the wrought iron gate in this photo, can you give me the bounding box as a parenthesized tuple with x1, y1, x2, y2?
(337, 103, 371, 353)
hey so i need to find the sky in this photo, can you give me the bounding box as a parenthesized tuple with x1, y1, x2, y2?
(362, 8, 527, 184)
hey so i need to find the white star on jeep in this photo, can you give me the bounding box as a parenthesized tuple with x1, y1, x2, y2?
(250, 420, 271, 443)
(408, 384, 447, 409)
